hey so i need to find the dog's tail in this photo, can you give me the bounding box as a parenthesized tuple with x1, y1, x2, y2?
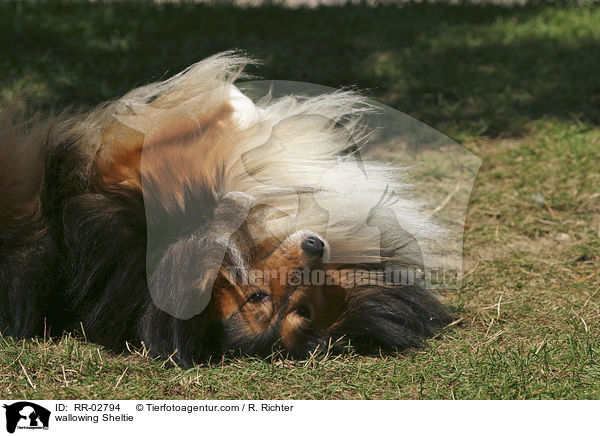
(0, 103, 61, 337)
(0, 102, 60, 230)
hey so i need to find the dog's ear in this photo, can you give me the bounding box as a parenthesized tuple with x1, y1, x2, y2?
(328, 284, 452, 350)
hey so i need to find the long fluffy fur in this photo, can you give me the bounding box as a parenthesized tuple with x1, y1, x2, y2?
(0, 52, 451, 366)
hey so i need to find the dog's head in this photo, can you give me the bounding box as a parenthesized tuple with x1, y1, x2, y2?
(211, 228, 346, 358)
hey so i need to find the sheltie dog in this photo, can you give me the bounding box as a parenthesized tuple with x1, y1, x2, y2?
(0, 52, 451, 366)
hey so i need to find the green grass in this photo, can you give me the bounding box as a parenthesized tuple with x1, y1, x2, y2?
(1, 0, 599, 399)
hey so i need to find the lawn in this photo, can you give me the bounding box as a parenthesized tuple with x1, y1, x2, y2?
(0, 0, 599, 399)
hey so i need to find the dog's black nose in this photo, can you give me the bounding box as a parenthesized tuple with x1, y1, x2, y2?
(301, 236, 325, 256)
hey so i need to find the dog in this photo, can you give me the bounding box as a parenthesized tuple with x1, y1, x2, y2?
(0, 52, 451, 366)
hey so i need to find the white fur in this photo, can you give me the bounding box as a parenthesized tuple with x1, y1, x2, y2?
(110, 51, 442, 268)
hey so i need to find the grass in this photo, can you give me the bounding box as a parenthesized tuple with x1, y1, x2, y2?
(1, 0, 599, 399)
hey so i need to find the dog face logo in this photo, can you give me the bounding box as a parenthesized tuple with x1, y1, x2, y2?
(114, 80, 479, 323)
(91, 64, 479, 361)
(2, 402, 50, 434)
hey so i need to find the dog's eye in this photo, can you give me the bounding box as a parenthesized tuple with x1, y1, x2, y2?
(247, 291, 270, 303)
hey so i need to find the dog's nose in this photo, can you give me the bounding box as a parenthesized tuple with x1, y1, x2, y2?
(301, 235, 325, 257)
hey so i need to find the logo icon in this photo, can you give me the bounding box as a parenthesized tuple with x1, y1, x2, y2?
(124, 79, 480, 319)
(3, 402, 50, 434)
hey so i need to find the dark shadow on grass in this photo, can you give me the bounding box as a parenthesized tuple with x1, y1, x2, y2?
(1, 0, 599, 137)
